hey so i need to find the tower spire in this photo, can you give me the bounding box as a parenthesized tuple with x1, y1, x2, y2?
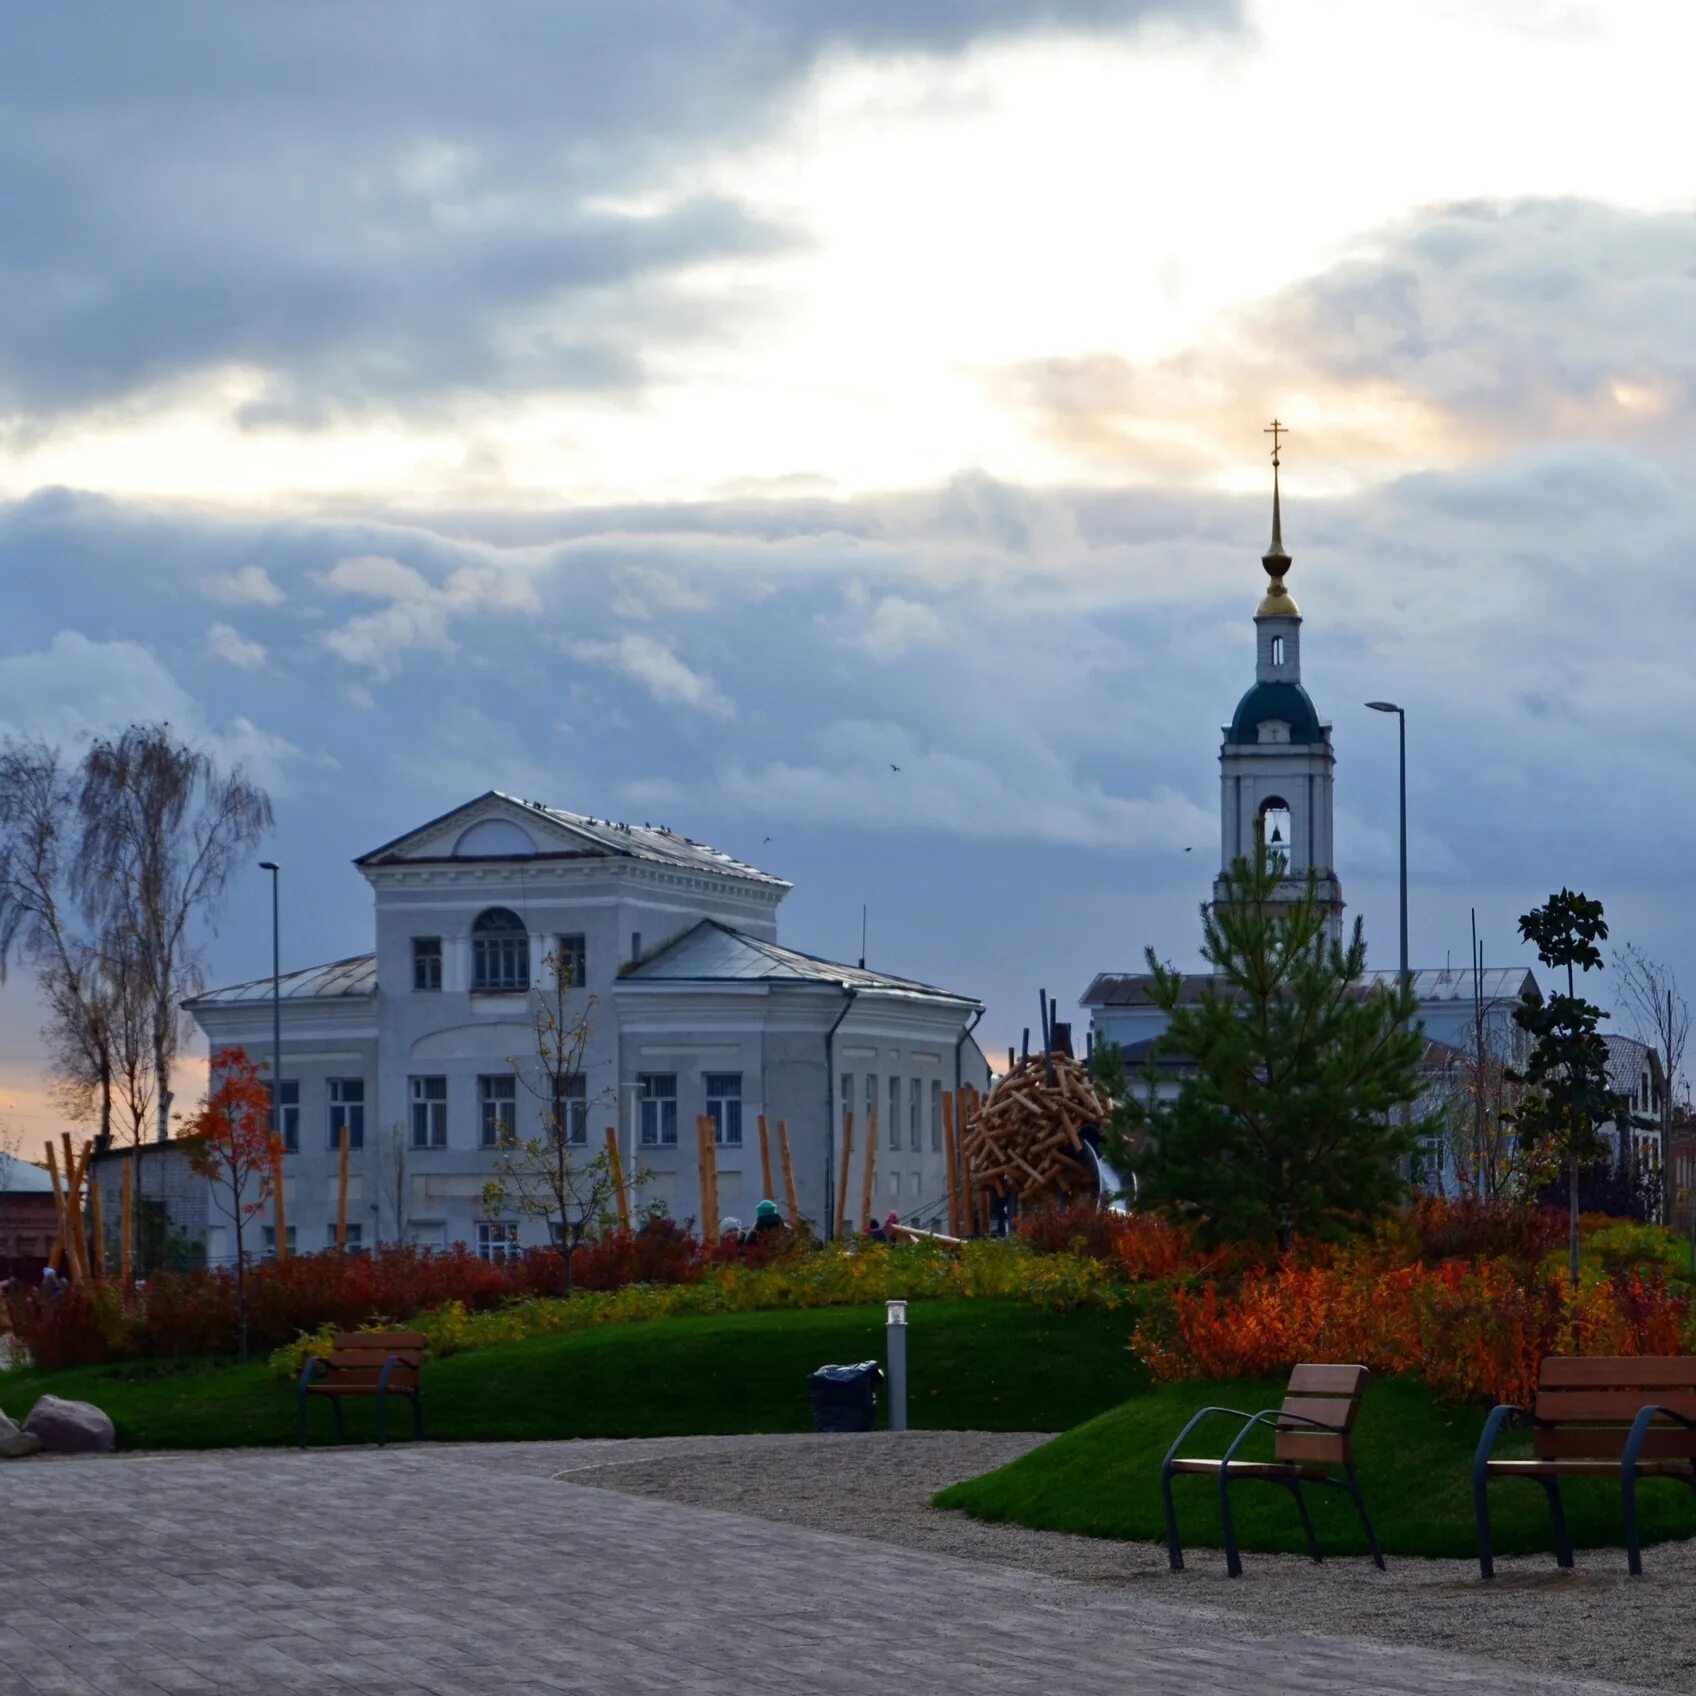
(1258, 418, 1297, 616)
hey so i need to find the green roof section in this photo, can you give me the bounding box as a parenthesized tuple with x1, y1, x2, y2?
(1226, 680, 1324, 747)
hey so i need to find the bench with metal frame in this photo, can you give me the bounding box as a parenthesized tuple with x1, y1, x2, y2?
(1473, 1354, 1696, 1578)
(298, 1330, 427, 1449)
(1160, 1361, 1385, 1578)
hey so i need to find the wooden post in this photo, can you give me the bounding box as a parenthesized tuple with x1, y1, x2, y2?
(336, 1124, 351, 1251)
(605, 1126, 631, 1232)
(834, 1110, 855, 1237)
(59, 1134, 89, 1280)
(44, 1141, 67, 1277)
(777, 1120, 799, 1225)
(757, 1114, 775, 1204)
(956, 1090, 976, 1236)
(272, 1142, 289, 1259)
(860, 1110, 879, 1234)
(89, 1177, 107, 1278)
(119, 1160, 134, 1287)
(942, 1090, 960, 1237)
(696, 1114, 721, 1240)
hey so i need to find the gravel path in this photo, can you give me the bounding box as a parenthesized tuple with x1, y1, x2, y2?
(564, 1430, 1696, 1693)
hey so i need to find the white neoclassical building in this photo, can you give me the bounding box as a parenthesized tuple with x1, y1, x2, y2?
(185, 792, 988, 1260)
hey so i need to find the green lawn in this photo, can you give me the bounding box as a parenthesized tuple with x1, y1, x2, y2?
(935, 1374, 1696, 1559)
(0, 1301, 1145, 1450)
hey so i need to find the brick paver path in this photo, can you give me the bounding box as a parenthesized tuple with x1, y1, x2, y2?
(0, 1443, 1650, 1695)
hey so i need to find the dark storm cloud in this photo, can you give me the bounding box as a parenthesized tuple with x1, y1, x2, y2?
(0, 0, 1237, 420)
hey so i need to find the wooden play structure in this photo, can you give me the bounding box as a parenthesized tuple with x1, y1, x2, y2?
(959, 1044, 1115, 1212)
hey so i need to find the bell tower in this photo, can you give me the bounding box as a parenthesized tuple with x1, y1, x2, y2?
(1213, 423, 1343, 939)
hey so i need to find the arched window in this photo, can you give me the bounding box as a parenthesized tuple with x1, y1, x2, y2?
(1256, 798, 1293, 865)
(1270, 634, 1286, 666)
(471, 907, 529, 992)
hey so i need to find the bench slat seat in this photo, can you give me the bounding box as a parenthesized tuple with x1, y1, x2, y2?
(1473, 1355, 1696, 1578)
(298, 1331, 428, 1449)
(1159, 1362, 1384, 1578)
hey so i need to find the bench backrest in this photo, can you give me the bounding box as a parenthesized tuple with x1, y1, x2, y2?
(1273, 1363, 1368, 1466)
(325, 1330, 426, 1388)
(1533, 1356, 1696, 1461)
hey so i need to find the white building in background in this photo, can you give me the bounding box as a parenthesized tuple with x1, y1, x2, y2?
(184, 791, 988, 1261)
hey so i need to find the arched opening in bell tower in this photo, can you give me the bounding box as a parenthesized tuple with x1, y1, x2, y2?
(1256, 797, 1293, 868)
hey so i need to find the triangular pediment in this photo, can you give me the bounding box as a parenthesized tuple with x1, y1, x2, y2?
(357, 792, 617, 866)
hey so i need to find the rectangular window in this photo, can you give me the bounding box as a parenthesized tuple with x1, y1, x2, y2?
(324, 1222, 365, 1252)
(889, 1076, 900, 1150)
(409, 1075, 448, 1148)
(412, 936, 442, 992)
(840, 1073, 853, 1129)
(476, 1221, 520, 1264)
(639, 1073, 678, 1147)
(479, 1074, 518, 1147)
(909, 1078, 921, 1152)
(328, 1078, 365, 1150)
(269, 1079, 299, 1153)
(554, 1073, 588, 1145)
(472, 923, 529, 992)
(930, 1080, 942, 1152)
(865, 1074, 877, 1123)
(631, 931, 642, 963)
(555, 933, 587, 988)
(705, 1073, 743, 1147)
(261, 1224, 296, 1259)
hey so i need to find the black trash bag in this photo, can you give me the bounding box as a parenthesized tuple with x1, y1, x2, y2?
(808, 1360, 884, 1433)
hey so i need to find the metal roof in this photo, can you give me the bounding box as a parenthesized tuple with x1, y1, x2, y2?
(1084, 966, 1538, 1009)
(186, 953, 377, 1008)
(0, 1152, 53, 1194)
(1602, 1033, 1662, 1095)
(1359, 968, 1537, 1003)
(623, 920, 980, 1007)
(358, 791, 789, 888)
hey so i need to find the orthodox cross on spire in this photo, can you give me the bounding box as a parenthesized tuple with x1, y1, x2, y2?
(1258, 417, 1295, 610)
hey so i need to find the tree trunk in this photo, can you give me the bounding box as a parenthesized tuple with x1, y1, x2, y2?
(154, 1026, 170, 1143)
(1569, 1150, 1581, 1288)
(233, 1208, 248, 1363)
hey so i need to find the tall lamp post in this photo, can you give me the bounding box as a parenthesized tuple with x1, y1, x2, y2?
(259, 862, 282, 1143)
(1365, 703, 1408, 997)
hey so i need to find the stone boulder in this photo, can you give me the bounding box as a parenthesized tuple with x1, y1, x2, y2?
(23, 1394, 114, 1454)
(0, 1407, 42, 1459)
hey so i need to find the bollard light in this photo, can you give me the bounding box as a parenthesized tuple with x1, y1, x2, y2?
(885, 1300, 909, 1430)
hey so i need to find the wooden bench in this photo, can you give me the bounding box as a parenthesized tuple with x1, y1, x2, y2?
(1473, 1355, 1696, 1577)
(1159, 1362, 1384, 1577)
(297, 1331, 427, 1449)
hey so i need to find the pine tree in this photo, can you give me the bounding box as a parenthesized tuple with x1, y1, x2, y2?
(1107, 850, 1428, 1250)
(1511, 889, 1612, 1286)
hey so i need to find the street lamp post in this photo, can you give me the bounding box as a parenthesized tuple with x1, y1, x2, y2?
(259, 862, 282, 1147)
(1365, 703, 1408, 997)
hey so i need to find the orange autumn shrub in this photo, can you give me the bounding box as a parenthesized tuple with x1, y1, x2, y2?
(1132, 1250, 1694, 1406)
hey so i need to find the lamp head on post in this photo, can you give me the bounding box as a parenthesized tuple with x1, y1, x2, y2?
(259, 860, 280, 872)
(1365, 701, 1402, 717)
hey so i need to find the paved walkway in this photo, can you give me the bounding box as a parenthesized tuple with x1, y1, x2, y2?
(0, 1443, 1651, 1695)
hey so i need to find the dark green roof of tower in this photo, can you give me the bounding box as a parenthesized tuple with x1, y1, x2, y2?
(1227, 680, 1323, 746)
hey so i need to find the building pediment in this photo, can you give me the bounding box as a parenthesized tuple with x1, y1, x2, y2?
(359, 792, 608, 866)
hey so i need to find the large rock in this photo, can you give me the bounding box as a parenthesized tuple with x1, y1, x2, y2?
(23, 1394, 114, 1454)
(0, 1407, 41, 1459)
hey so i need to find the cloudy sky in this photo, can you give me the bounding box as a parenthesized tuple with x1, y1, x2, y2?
(3, 0, 1694, 1139)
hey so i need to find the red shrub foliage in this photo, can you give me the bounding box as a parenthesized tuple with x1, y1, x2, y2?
(1400, 1194, 1567, 1268)
(1017, 1204, 1232, 1281)
(1132, 1248, 1695, 1406)
(9, 1227, 733, 1368)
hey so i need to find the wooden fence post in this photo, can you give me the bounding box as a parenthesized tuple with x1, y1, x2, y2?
(605, 1126, 631, 1232)
(942, 1090, 960, 1237)
(860, 1110, 880, 1234)
(834, 1110, 855, 1238)
(777, 1120, 800, 1225)
(757, 1114, 775, 1203)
